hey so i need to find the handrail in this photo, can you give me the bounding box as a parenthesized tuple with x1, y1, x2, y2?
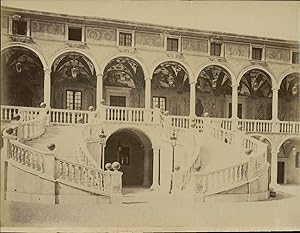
(17, 113, 47, 141)
(4, 134, 122, 200)
(172, 121, 268, 196)
(77, 140, 98, 168)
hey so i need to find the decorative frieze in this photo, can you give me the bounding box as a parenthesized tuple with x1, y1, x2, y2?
(182, 38, 208, 53)
(225, 43, 249, 57)
(266, 47, 290, 62)
(31, 21, 64, 40)
(86, 27, 116, 43)
(135, 32, 163, 48)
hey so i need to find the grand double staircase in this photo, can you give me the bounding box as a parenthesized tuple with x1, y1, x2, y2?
(1, 104, 299, 204)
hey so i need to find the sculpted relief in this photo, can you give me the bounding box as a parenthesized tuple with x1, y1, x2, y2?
(135, 32, 163, 48)
(182, 38, 208, 53)
(225, 43, 248, 57)
(31, 21, 65, 39)
(266, 47, 290, 62)
(86, 27, 116, 43)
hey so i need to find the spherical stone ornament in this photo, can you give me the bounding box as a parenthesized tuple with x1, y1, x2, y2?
(77, 117, 84, 123)
(237, 125, 243, 131)
(47, 143, 55, 151)
(12, 114, 21, 121)
(40, 102, 46, 108)
(112, 161, 121, 171)
(203, 112, 209, 117)
(194, 163, 201, 171)
(174, 165, 180, 171)
(6, 128, 14, 135)
(88, 106, 95, 111)
(245, 148, 253, 155)
(105, 163, 112, 170)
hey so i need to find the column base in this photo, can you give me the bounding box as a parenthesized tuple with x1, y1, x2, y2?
(150, 183, 160, 191)
(269, 183, 281, 191)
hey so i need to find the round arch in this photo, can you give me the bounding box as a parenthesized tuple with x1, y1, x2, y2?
(150, 57, 194, 83)
(237, 65, 277, 89)
(278, 69, 300, 87)
(1, 42, 48, 70)
(106, 126, 154, 147)
(248, 133, 274, 147)
(49, 48, 100, 75)
(100, 54, 150, 78)
(105, 127, 153, 187)
(195, 62, 237, 86)
(276, 135, 300, 153)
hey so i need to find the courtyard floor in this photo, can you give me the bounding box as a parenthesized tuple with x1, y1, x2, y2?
(1, 185, 300, 232)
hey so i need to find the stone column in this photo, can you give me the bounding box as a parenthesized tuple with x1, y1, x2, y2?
(96, 73, 103, 110)
(231, 84, 238, 130)
(150, 147, 160, 190)
(145, 78, 151, 109)
(272, 87, 279, 121)
(189, 82, 196, 117)
(270, 149, 279, 189)
(143, 147, 151, 186)
(272, 87, 279, 132)
(44, 69, 51, 108)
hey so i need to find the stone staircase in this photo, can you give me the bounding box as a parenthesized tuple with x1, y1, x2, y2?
(24, 125, 83, 163)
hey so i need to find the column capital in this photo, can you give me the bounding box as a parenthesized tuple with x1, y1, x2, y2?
(271, 149, 280, 155)
(189, 81, 196, 85)
(272, 87, 279, 91)
(96, 73, 103, 78)
(145, 76, 152, 81)
(44, 68, 51, 75)
(231, 84, 238, 88)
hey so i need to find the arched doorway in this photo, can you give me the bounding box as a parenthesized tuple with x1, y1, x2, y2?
(152, 61, 190, 115)
(1, 47, 44, 107)
(103, 57, 145, 108)
(196, 65, 232, 117)
(278, 73, 299, 121)
(277, 137, 300, 184)
(238, 69, 273, 120)
(105, 128, 153, 187)
(50, 52, 97, 110)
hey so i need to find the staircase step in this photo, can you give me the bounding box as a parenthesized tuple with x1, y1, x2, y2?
(23, 125, 83, 163)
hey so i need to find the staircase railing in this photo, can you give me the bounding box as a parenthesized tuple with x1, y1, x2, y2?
(55, 158, 122, 197)
(17, 113, 47, 141)
(172, 121, 268, 196)
(3, 129, 122, 202)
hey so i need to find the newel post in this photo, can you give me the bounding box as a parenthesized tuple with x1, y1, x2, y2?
(110, 162, 123, 204)
(191, 173, 206, 203)
(45, 143, 56, 180)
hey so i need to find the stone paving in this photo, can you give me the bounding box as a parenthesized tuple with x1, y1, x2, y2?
(1, 185, 300, 232)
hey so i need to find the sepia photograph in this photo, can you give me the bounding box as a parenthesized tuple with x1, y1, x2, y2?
(0, 0, 299, 232)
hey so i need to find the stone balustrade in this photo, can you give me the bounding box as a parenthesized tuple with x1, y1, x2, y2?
(8, 139, 55, 179)
(55, 158, 122, 198)
(17, 114, 47, 141)
(50, 108, 89, 125)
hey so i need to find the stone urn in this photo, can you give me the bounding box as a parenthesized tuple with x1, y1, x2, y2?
(105, 163, 112, 171)
(47, 143, 56, 151)
(112, 161, 121, 171)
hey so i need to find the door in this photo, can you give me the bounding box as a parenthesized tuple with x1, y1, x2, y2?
(66, 90, 82, 110)
(110, 95, 126, 107)
(277, 161, 285, 184)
